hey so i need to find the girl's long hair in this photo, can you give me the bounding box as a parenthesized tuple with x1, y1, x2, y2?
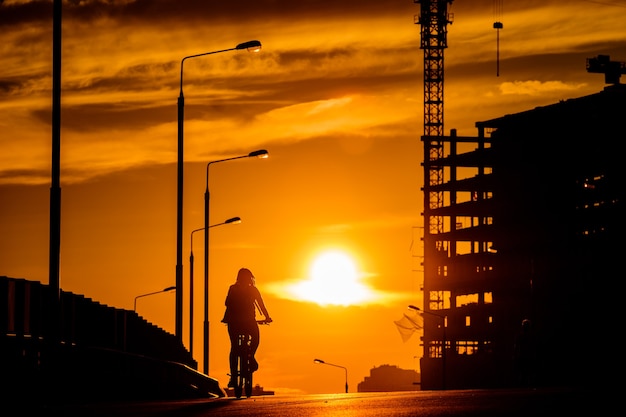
(236, 268, 254, 286)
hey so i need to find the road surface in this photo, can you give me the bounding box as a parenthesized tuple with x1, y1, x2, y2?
(33, 387, 599, 416)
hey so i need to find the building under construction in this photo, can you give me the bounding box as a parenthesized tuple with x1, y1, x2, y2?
(419, 82, 625, 389)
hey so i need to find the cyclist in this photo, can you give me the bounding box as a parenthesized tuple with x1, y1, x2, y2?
(221, 267, 272, 388)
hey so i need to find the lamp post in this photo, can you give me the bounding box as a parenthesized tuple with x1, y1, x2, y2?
(189, 217, 241, 357)
(203, 149, 268, 375)
(175, 40, 261, 342)
(134, 286, 176, 312)
(409, 304, 446, 390)
(313, 358, 348, 393)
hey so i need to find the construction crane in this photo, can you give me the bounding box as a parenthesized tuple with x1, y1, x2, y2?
(416, 1, 503, 259)
(415, 0, 454, 379)
(586, 55, 626, 84)
(415, 0, 454, 249)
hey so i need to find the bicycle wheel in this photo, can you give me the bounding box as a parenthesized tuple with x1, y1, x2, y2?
(234, 333, 254, 399)
(234, 377, 243, 399)
(244, 362, 253, 398)
(234, 335, 245, 399)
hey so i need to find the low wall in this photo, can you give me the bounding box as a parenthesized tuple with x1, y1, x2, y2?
(0, 276, 224, 402)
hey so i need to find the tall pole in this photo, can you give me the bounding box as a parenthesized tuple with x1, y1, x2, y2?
(51, 0, 62, 295)
(203, 150, 267, 375)
(203, 176, 210, 374)
(189, 218, 240, 359)
(176, 72, 185, 342)
(49, 0, 62, 344)
(176, 41, 261, 344)
(189, 227, 201, 357)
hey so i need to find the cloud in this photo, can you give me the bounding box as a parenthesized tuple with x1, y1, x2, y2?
(2, 0, 625, 185)
(499, 80, 588, 96)
(266, 277, 409, 307)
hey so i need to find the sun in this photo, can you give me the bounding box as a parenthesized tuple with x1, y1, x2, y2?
(311, 251, 357, 286)
(285, 250, 375, 306)
(266, 248, 404, 306)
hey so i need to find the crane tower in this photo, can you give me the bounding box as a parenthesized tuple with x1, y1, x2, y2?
(415, 0, 453, 248)
(415, 1, 454, 389)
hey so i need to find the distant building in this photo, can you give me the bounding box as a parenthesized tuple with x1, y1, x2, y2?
(357, 364, 419, 392)
(419, 83, 625, 389)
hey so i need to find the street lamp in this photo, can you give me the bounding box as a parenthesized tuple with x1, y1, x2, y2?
(409, 304, 446, 390)
(189, 217, 241, 357)
(175, 40, 262, 342)
(314, 358, 348, 393)
(203, 149, 268, 375)
(134, 286, 176, 312)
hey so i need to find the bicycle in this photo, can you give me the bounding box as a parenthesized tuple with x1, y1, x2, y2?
(232, 319, 271, 399)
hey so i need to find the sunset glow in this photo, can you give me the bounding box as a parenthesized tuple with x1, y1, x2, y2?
(1, 0, 625, 396)
(267, 249, 407, 307)
(288, 250, 372, 306)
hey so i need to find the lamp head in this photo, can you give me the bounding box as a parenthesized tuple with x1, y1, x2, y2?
(408, 305, 420, 311)
(249, 149, 269, 159)
(313, 359, 325, 364)
(225, 216, 242, 225)
(236, 40, 262, 52)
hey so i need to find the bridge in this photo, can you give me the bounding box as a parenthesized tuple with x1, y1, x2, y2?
(1, 276, 224, 403)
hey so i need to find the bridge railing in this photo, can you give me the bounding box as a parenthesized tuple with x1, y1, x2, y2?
(1, 276, 195, 368)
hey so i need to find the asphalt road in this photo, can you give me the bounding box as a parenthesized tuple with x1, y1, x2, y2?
(31, 387, 600, 417)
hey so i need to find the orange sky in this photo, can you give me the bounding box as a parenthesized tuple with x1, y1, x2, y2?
(1, 0, 625, 395)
